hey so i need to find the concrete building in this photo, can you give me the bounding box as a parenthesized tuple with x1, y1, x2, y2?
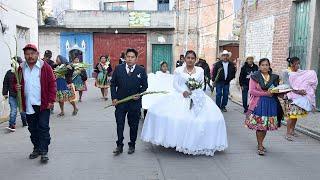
(40, 0, 239, 74)
(0, 0, 38, 96)
(39, 0, 176, 76)
(239, 0, 320, 107)
(175, 0, 238, 66)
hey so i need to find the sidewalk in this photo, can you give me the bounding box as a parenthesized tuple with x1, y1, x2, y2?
(229, 83, 320, 140)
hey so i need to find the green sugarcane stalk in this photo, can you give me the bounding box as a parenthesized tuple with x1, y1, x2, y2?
(14, 37, 23, 113)
(211, 67, 223, 96)
(4, 38, 23, 112)
(105, 91, 168, 108)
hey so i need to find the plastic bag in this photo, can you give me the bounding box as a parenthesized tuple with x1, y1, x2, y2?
(0, 98, 10, 122)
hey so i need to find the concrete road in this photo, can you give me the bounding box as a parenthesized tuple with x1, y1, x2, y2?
(0, 80, 320, 180)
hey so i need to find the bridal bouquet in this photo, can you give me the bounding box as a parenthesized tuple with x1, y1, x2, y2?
(105, 91, 168, 108)
(185, 78, 203, 110)
(185, 78, 203, 91)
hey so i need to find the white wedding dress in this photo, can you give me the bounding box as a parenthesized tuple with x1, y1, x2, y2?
(142, 71, 174, 110)
(141, 66, 228, 156)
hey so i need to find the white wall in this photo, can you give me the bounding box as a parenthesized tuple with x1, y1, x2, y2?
(38, 30, 60, 61)
(245, 16, 275, 62)
(0, 0, 38, 99)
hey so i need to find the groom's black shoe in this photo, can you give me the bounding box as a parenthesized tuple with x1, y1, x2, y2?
(113, 146, 123, 156)
(128, 146, 135, 154)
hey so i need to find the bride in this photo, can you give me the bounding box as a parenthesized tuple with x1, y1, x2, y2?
(141, 50, 228, 156)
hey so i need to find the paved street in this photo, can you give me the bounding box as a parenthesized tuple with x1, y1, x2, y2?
(1, 80, 320, 180)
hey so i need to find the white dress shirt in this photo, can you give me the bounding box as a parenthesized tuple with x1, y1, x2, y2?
(126, 64, 136, 74)
(222, 61, 229, 80)
(23, 60, 41, 114)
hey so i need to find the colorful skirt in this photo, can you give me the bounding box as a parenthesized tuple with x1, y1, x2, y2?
(283, 99, 308, 119)
(95, 72, 110, 88)
(56, 78, 77, 102)
(73, 75, 87, 91)
(245, 96, 279, 131)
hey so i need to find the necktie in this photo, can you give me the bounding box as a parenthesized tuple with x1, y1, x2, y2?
(128, 66, 133, 76)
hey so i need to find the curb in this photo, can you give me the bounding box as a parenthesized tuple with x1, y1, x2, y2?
(229, 97, 320, 141)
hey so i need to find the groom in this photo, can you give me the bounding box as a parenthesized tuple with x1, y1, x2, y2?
(111, 48, 148, 155)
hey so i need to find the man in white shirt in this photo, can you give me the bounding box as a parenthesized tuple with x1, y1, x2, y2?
(17, 44, 56, 163)
(212, 50, 236, 112)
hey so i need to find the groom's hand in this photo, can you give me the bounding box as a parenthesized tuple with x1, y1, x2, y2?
(133, 95, 140, 100)
(112, 99, 118, 106)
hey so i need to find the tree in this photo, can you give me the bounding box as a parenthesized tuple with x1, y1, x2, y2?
(38, 0, 47, 22)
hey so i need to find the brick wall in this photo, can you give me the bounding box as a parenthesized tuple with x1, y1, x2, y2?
(175, 0, 235, 66)
(240, 0, 293, 74)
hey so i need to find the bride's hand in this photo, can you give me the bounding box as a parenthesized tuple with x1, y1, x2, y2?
(183, 91, 191, 98)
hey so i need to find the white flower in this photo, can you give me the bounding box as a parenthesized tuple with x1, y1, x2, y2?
(137, 73, 141, 78)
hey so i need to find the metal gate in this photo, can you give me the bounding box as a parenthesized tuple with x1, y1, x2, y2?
(93, 33, 147, 71)
(289, 0, 310, 69)
(152, 44, 173, 73)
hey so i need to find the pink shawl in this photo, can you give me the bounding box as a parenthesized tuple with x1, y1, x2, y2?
(287, 70, 318, 107)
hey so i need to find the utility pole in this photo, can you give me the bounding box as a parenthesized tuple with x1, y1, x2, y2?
(183, 0, 190, 53)
(196, 0, 202, 56)
(215, 0, 221, 59)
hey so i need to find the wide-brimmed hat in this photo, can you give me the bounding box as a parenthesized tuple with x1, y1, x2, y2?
(220, 50, 232, 57)
(245, 54, 255, 60)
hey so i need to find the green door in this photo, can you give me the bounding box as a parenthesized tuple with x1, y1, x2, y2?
(289, 0, 310, 69)
(152, 44, 173, 73)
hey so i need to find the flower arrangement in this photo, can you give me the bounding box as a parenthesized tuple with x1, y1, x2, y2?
(185, 78, 203, 91)
(185, 78, 203, 109)
(54, 63, 90, 78)
(105, 91, 168, 108)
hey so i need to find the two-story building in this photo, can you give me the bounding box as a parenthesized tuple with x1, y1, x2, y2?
(0, 0, 38, 95)
(239, 0, 320, 107)
(39, 0, 176, 76)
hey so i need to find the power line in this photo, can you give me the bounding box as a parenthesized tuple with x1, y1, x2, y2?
(187, 0, 232, 10)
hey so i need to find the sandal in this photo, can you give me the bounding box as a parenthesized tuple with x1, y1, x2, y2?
(257, 145, 267, 152)
(57, 113, 64, 117)
(285, 135, 293, 141)
(257, 149, 265, 156)
(72, 109, 79, 116)
(291, 132, 299, 137)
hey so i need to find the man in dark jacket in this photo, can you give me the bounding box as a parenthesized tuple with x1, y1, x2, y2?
(239, 55, 258, 113)
(195, 58, 211, 91)
(42, 50, 55, 69)
(212, 50, 236, 112)
(2, 56, 27, 132)
(176, 54, 185, 67)
(111, 48, 148, 155)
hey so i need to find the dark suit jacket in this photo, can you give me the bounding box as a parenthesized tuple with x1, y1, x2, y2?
(212, 60, 236, 84)
(111, 64, 148, 109)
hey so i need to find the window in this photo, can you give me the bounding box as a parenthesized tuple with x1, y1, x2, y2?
(158, 0, 169, 11)
(103, 1, 134, 11)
